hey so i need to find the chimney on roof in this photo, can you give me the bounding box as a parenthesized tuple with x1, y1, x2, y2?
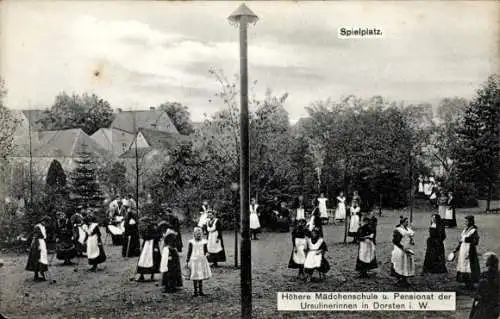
(150, 107, 155, 110)
(117, 108, 123, 113)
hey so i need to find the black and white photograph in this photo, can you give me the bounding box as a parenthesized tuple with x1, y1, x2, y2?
(0, 1, 499, 318)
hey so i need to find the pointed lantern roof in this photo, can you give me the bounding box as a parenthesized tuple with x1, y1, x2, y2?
(228, 3, 259, 25)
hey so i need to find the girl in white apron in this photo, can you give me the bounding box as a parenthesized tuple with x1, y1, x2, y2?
(185, 227, 212, 297)
(160, 233, 183, 293)
(391, 216, 415, 286)
(198, 201, 210, 237)
(443, 192, 457, 228)
(206, 212, 226, 267)
(348, 202, 361, 242)
(335, 192, 346, 221)
(288, 219, 308, 278)
(454, 215, 480, 289)
(304, 229, 330, 282)
(25, 218, 49, 281)
(356, 217, 377, 278)
(86, 215, 106, 272)
(317, 194, 328, 222)
(249, 198, 261, 240)
(136, 221, 161, 281)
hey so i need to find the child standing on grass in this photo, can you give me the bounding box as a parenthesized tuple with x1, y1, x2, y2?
(303, 228, 330, 282)
(160, 233, 183, 293)
(186, 227, 212, 297)
(288, 218, 308, 279)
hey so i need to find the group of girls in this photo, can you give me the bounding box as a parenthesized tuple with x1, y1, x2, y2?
(315, 192, 349, 224)
(26, 212, 107, 281)
(391, 213, 482, 290)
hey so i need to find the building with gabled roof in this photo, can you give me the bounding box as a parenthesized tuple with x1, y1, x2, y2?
(111, 108, 178, 134)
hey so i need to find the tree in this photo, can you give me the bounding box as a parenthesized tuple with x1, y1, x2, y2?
(70, 147, 105, 219)
(97, 160, 130, 196)
(45, 159, 69, 217)
(0, 78, 20, 161)
(455, 75, 500, 211)
(158, 102, 195, 135)
(39, 92, 114, 135)
(422, 98, 467, 181)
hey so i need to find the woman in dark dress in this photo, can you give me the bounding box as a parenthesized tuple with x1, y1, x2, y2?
(25, 217, 50, 281)
(136, 221, 161, 282)
(206, 212, 226, 267)
(355, 217, 378, 278)
(160, 233, 183, 293)
(422, 214, 447, 274)
(443, 192, 457, 228)
(85, 214, 106, 272)
(122, 209, 141, 258)
(455, 215, 481, 289)
(469, 252, 499, 319)
(55, 213, 77, 265)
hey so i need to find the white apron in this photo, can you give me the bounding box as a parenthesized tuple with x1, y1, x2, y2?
(198, 212, 208, 228)
(444, 207, 454, 220)
(391, 226, 415, 277)
(296, 208, 305, 220)
(77, 225, 87, 245)
(293, 238, 307, 265)
(160, 246, 170, 273)
(249, 204, 261, 229)
(318, 198, 328, 218)
(207, 220, 222, 253)
(36, 225, 48, 265)
(304, 238, 324, 269)
(86, 223, 100, 259)
(307, 215, 315, 232)
(456, 227, 476, 273)
(335, 197, 346, 220)
(424, 184, 432, 196)
(359, 235, 375, 263)
(349, 208, 360, 233)
(418, 182, 424, 193)
(138, 240, 154, 268)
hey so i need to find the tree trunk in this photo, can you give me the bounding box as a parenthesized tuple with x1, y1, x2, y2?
(487, 182, 492, 211)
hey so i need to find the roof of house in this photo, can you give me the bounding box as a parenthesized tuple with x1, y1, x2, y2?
(91, 128, 113, 148)
(33, 128, 110, 158)
(111, 110, 178, 134)
(119, 128, 188, 158)
(20, 109, 48, 130)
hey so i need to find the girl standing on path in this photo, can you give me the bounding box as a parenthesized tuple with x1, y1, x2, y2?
(303, 228, 330, 282)
(391, 216, 415, 287)
(26, 216, 50, 281)
(206, 212, 226, 267)
(422, 214, 447, 274)
(160, 233, 183, 293)
(85, 214, 106, 272)
(335, 192, 347, 222)
(186, 227, 212, 297)
(355, 217, 378, 278)
(288, 219, 308, 279)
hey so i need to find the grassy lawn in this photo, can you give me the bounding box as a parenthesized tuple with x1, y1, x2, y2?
(1, 207, 498, 319)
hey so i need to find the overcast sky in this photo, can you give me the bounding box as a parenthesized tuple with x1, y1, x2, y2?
(1, 1, 498, 123)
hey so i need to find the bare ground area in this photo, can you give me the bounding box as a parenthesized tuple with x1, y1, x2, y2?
(1, 208, 498, 319)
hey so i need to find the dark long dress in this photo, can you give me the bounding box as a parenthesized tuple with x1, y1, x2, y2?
(136, 225, 161, 274)
(26, 225, 48, 273)
(164, 214, 183, 252)
(423, 225, 447, 273)
(277, 206, 291, 232)
(122, 214, 141, 257)
(469, 270, 499, 319)
(206, 218, 226, 263)
(457, 226, 481, 284)
(355, 224, 378, 272)
(162, 235, 183, 290)
(288, 226, 308, 269)
(55, 218, 77, 262)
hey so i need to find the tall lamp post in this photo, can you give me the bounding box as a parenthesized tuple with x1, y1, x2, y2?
(228, 4, 258, 319)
